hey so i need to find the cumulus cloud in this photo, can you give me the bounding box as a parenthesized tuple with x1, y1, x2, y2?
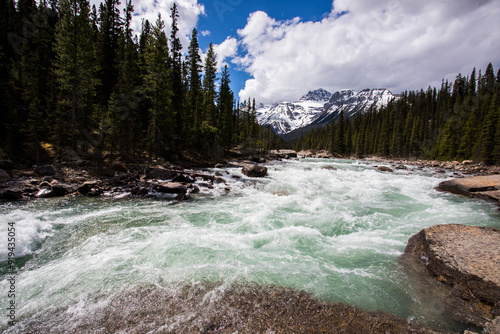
(234, 0, 500, 104)
(90, 0, 205, 51)
(213, 37, 239, 71)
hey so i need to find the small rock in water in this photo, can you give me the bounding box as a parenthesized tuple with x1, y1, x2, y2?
(377, 166, 393, 173)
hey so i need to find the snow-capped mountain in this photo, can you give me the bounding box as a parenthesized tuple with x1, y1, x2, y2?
(256, 89, 332, 135)
(324, 88, 395, 119)
(256, 88, 397, 136)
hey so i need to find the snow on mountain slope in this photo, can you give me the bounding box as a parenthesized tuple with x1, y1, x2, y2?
(256, 88, 397, 135)
(324, 88, 396, 118)
(256, 89, 332, 135)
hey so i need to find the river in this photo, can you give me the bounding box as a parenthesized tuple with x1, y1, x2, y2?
(1, 159, 499, 332)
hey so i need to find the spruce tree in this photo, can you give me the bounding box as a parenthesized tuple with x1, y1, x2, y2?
(201, 43, 218, 149)
(170, 2, 184, 145)
(54, 0, 99, 154)
(186, 28, 202, 144)
(218, 65, 234, 149)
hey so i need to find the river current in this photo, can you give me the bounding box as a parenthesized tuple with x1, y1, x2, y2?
(1, 159, 499, 332)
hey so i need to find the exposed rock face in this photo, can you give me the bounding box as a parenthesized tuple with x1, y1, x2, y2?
(402, 224, 500, 328)
(242, 164, 268, 177)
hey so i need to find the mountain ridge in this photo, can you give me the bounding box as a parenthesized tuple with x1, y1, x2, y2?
(256, 88, 398, 137)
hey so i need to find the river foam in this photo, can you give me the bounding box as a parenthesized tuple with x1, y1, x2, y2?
(1, 159, 499, 331)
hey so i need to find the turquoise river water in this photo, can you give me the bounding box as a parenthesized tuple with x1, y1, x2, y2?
(1, 159, 499, 332)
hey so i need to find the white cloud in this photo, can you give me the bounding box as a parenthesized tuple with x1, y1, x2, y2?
(234, 0, 500, 104)
(213, 37, 238, 71)
(201, 30, 211, 37)
(90, 0, 205, 52)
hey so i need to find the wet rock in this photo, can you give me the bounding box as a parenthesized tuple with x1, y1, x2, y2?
(146, 167, 174, 180)
(87, 188, 103, 197)
(214, 177, 226, 184)
(377, 166, 394, 173)
(77, 181, 99, 195)
(0, 190, 23, 200)
(402, 224, 500, 328)
(34, 165, 55, 176)
(188, 185, 200, 194)
(35, 188, 53, 198)
(439, 175, 500, 198)
(0, 169, 11, 183)
(153, 182, 187, 194)
(172, 174, 194, 183)
(51, 185, 69, 197)
(10, 282, 443, 334)
(242, 164, 268, 177)
(131, 187, 149, 196)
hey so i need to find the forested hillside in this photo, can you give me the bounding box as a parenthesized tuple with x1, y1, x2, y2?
(294, 64, 500, 164)
(0, 0, 281, 165)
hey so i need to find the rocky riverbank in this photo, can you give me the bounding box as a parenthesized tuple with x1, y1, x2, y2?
(401, 224, 500, 333)
(4, 282, 447, 334)
(0, 160, 268, 202)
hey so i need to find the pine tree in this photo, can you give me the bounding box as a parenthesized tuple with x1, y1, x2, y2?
(335, 108, 345, 154)
(481, 95, 499, 164)
(54, 0, 99, 154)
(201, 43, 218, 149)
(170, 2, 184, 145)
(186, 28, 202, 144)
(218, 65, 234, 149)
(141, 14, 172, 158)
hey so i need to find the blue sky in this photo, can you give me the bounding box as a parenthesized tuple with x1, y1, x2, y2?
(105, 0, 500, 104)
(195, 0, 333, 98)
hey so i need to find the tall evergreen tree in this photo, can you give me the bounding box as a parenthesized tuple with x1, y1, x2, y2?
(170, 2, 184, 145)
(141, 14, 172, 158)
(218, 65, 234, 149)
(201, 43, 218, 148)
(186, 28, 202, 145)
(54, 0, 99, 154)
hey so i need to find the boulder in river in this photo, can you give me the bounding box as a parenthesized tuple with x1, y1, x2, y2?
(153, 182, 187, 194)
(242, 164, 268, 177)
(439, 175, 500, 204)
(402, 224, 500, 328)
(377, 166, 394, 173)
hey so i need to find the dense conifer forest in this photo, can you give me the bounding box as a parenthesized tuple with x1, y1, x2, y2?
(2, 0, 499, 166)
(0, 0, 282, 166)
(294, 64, 500, 164)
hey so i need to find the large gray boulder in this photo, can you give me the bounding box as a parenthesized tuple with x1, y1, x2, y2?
(402, 224, 500, 328)
(242, 164, 268, 177)
(439, 175, 500, 204)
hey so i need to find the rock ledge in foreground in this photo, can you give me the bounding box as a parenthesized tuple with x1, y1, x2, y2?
(402, 224, 500, 328)
(438, 175, 500, 204)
